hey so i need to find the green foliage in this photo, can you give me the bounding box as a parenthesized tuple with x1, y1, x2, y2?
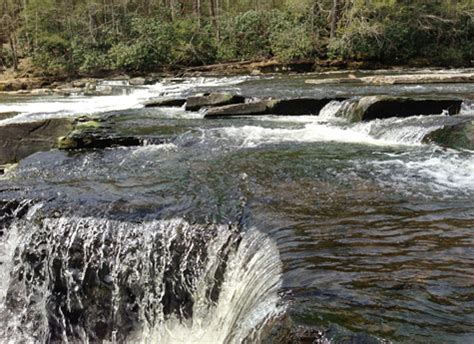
(32, 34, 73, 72)
(0, 48, 15, 68)
(219, 10, 276, 60)
(329, 2, 473, 66)
(4, 0, 471, 74)
(269, 12, 315, 62)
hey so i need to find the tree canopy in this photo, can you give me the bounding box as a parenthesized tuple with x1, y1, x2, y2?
(1, 0, 473, 74)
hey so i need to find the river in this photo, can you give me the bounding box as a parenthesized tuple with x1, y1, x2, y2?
(0, 73, 473, 343)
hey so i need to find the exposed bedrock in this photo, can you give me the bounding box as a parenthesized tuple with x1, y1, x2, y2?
(185, 92, 246, 111)
(0, 115, 167, 164)
(57, 119, 143, 150)
(204, 98, 340, 118)
(0, 118, 74, 164)
(345, 96, 463, 122)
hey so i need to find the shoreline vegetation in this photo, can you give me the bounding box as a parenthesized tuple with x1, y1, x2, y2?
(1, 0, 473, 87)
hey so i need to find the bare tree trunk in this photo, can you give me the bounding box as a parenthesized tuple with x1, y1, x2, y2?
(8, 35, 18, 71)
(194, 0, 201, 27)
(209, 0, 219, 40)
(330, 0, 339, 39)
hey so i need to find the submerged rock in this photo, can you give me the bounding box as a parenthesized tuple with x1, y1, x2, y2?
(423, 116, 474, 150)
(0, 118, 74, 164)
(347, 96, 462, 122)
(143, 97, 187, 108)
(185, 92, 246, 111)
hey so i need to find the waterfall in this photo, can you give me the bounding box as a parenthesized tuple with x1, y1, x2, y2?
(0, 215, 284, 344)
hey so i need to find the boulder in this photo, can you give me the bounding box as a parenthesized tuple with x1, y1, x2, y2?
(348, 96, 462, 122)
(0, 118, 74, 164)
(423, 116, 474, 150)
(185, 92, 246, 111)
(205, 100, 275, 118)
(143, 98, 187, 108)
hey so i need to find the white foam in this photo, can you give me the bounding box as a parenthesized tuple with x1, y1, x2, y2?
(0, 76, 251, 125)
(369, 151, 474, 196)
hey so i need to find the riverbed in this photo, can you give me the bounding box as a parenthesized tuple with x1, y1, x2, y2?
(0, 73, 473, 343)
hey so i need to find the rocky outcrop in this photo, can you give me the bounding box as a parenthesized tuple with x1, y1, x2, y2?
(0, 114, 161, 163)
(185, 92, 246, 111)
(205, 100, 275, 118)
(57, 119, 143, 150)
(305, 72, 474, 85)
(143, 98, 187, 108)
(423, 116, 474, 150)
(204, 98, 341, 118)
(346, 96, 462, 122)
(0, 118, 74, 164)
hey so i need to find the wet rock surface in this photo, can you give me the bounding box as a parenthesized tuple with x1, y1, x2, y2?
(0, 200, 29, 237)
(349, 96, 462, 122)
(0, 118, 74, 164)
(144, 97, 187, 107)
(204, 98, 344, 117)
(57, 119, 143, 150)
(185, 92, 246, 111)
(205, 100, 274, 117)
(423, 116, 474, 150)
(270, 98, 344, 115)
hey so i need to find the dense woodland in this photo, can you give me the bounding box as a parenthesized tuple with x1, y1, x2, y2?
(0, 0, 473, 75)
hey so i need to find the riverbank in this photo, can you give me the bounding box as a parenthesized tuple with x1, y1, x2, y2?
(2, 58, 474, 95)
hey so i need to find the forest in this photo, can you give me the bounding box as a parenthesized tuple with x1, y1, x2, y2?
(1, 0, 473, 75)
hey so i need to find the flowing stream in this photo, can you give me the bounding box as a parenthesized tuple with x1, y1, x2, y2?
(0, 73, 473, 343)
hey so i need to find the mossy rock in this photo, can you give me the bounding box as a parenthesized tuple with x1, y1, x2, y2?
(423, 117, 474, 150)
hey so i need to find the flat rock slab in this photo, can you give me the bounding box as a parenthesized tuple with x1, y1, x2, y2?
(0, 118, 74, 164)
(205, 98, 341, 118)
(205, 100, 275, 118)
(306, 73, 474, 85)
(186, 92, 245, 111)
(143, 98, 186, 108)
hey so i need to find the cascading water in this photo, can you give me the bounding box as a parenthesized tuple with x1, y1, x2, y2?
(0, 213, 284, 344)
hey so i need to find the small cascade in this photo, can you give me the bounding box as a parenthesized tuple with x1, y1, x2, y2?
(460, 100, 474, 115)
(354, 114, 459, 145)
(0, 215, 284, 344)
